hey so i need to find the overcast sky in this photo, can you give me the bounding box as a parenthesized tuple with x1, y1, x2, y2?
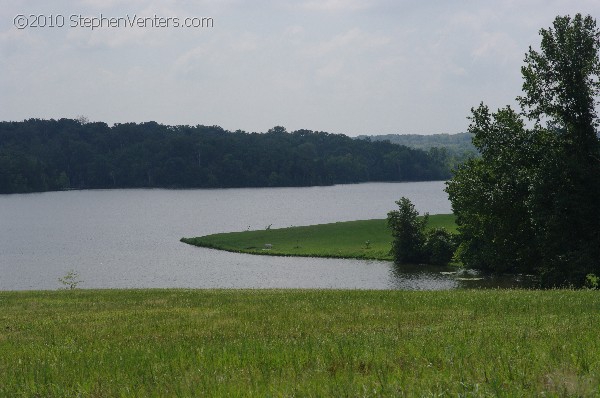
(1, 1, 599, 136)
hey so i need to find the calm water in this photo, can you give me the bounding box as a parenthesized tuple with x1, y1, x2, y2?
(0, 181, 522, 290)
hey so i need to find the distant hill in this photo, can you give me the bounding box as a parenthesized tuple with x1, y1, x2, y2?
(357, 133, 478, 171)
(356, 133, 476, 153)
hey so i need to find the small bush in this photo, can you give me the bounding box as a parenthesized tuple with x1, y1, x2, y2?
(585, 273, 599, 289)
(58, 270, 83, 290)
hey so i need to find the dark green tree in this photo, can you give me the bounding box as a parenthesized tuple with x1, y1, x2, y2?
(519, 14, 600, 285)
(424, 228, 457, 266)
(387, 197, 428, 263)
(446, 105, 542, 274)
(447, 14, 600, 286)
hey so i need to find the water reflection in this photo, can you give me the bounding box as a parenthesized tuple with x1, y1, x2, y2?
(389, 263, 539, 290)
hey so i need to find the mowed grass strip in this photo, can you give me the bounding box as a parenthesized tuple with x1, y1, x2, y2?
(0, 289, 599, 397)
(182, 214, 456, 260)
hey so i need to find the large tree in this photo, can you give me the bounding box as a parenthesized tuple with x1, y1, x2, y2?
(447, 14, 600, 286)
(446, 105, 541, 274)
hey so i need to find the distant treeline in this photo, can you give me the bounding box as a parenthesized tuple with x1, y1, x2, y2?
(357, 132, 474, 151)
(0, 119, 454, 194)
(357, 133, 477, 169)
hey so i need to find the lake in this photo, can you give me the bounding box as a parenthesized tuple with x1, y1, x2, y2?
(0, 181, 522, 290)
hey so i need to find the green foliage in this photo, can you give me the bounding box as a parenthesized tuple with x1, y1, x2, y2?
(58, 270, 82, 290)
(446, 105, 542, 274)
(387, 197, 456, 265)
(423, 228, 457, 265)
(518, 14, 600, 286)
(446, 14, 600, 286)
(1, 289, 600, 396)
(0, 120, 451, 193)
(585, 274, 599, 290)
(386, 198, 457, 266)
(387, 197, 429, 263)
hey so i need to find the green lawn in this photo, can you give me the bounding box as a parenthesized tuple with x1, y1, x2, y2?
(182, 214, 456, 260)
(1, 289, 599, 397)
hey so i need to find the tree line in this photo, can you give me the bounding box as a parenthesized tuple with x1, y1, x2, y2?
(0, 121, 452, 194)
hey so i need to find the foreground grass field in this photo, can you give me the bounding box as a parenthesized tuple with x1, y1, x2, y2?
(181, 214, 456, 260)
(1, 289, 599, 397)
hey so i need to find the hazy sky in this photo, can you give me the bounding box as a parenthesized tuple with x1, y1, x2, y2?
(1, 1, 599, 136)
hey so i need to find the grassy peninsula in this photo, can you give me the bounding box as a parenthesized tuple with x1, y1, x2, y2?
(181, 214, 456, 260)
(1, 289, 599, 397)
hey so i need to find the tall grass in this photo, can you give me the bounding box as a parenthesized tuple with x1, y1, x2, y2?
(182, 214, 456, 260)
(1, 289, 599, 396)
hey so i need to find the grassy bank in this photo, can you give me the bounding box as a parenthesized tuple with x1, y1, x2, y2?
(181, 214, 456, 260)
(1, 289, 599, 396)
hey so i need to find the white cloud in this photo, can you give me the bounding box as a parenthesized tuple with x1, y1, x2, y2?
(65, 23, 155, 49)
(79, 0, 147, 10)
(316, 60, 344, 78)
(172, 44, 212, 78)
(170, 30, 261, 82)
(0, 28, 45, 55)
(298, 0, 372, 12)
(302, 28, 390, 58)
(471, 31, 520, 65)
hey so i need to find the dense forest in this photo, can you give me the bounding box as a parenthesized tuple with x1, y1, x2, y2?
(0, 119, 452, 194)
